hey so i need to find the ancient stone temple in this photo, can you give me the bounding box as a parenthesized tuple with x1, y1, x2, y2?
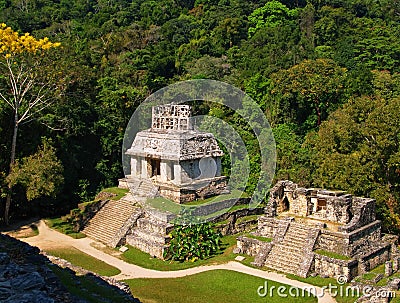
(82, 104, 231, 257)
(236, 180, 399, 280)
(122, 104, 228, 203)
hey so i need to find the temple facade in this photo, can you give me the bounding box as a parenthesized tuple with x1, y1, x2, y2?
(121, 104, 228, 203)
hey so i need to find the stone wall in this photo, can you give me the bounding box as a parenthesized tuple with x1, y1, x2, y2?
(309, 194, 352, 224)
(339, 197, 376, 233)
(265, 180, 376, 227)
(313, 253, 358, 281)
(236, 236, 272, 257)
(213, 207, 262, 235)
(157, 176, 227, 203)
(316, 220, 382, 257)
(358, 245, 391, 274)
(288, 188, 309, 217)
(315, 229, 349, 256)
(192, 197, 248, 217)
(256, 216, 281, 238)
(313, 243, 391, 281)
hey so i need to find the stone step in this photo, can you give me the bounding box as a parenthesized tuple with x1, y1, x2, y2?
(268, 250, 303, 262)
(84, 224, 122, 235)
(286, 225, 309, 232)
(265, 252, 302, 267)
(263, 221, 319, 277)
(273, 244, 302, 254)
(265, 257, 300, 271)
(268, 250, 303, 263)
(264, 261, 298, 275)
(82, 199, 142, 246)
(283, 238, 308, 245)
(289, 227, 309, 233)
(85, 218, 130, 229)
(280, 241, 307, 249)
(283, 233, 308, 241)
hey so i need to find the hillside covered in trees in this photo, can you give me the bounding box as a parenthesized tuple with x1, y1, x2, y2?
(0, 0, 399, 232)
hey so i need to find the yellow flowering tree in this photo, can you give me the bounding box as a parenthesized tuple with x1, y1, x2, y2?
(0, 23, 61, 224)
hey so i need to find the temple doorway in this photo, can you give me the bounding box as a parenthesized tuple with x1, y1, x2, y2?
(147, 158, 161, 177)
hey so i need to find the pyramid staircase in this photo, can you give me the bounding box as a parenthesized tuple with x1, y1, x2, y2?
(82, 197, 143, 247)
(263, 222, 319, 277)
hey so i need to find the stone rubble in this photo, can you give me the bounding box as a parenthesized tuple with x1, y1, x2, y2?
(0, 233, 139, 303)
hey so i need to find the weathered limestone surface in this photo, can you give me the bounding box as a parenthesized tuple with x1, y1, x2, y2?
(126, 214, 173, 259)
(236, 236, 272, 257)
(262, 221, 319, 277)
(239, 180, 399, 280)
(124, 104, 227, 203)
(313, 254, 358, 281)
(316, 220, 382, 257)
(266, 180, 363, 225)
(82, 198, 143, 247)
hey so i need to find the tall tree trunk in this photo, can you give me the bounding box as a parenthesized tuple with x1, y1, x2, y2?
(4, 111, 18, 225)
(315, 103, 321, 126)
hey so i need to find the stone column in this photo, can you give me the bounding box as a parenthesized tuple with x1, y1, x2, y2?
(130, 157, 138, 177)
(160, 161, 168, 181)
(173, 164, 182, 184)
(141, 158, 148, 178)
(168, 161, 174, 180)
(385, 261, 393, 276)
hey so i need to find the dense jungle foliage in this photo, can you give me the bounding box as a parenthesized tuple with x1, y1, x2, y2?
(0, 0, 399, 232)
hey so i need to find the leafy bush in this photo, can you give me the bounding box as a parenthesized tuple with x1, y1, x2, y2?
(164, 221, 222, 262)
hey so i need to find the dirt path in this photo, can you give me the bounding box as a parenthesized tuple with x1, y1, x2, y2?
(20, 220, 337, 303)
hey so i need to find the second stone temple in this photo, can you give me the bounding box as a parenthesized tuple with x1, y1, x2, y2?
(122, 104, 228, 203)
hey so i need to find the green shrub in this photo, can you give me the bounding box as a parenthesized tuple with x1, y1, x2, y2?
(164, 222, 222, 262)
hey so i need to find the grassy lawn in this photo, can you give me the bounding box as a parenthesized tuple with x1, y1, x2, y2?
(125, 270, 317, 303)
(286, 274, 360, 303)
(46, 247, 121, 276)
(246, 234, 272, 242)
(49, 265, 131, 303)
(100, 187, 129, 200)
(121, 234, 251, 271)
(46, 217, 86, 239)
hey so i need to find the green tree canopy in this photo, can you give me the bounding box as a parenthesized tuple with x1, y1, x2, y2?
(7, 139, 64, 201)
(268, 59, 347, 132)
(307, 71, 400, 233)
(248, 1, 298, 38)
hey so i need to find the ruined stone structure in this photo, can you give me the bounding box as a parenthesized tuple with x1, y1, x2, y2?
(83, 104, 233, 256)
(236, 180, 399, 280)
(120, 104, 227, 203)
